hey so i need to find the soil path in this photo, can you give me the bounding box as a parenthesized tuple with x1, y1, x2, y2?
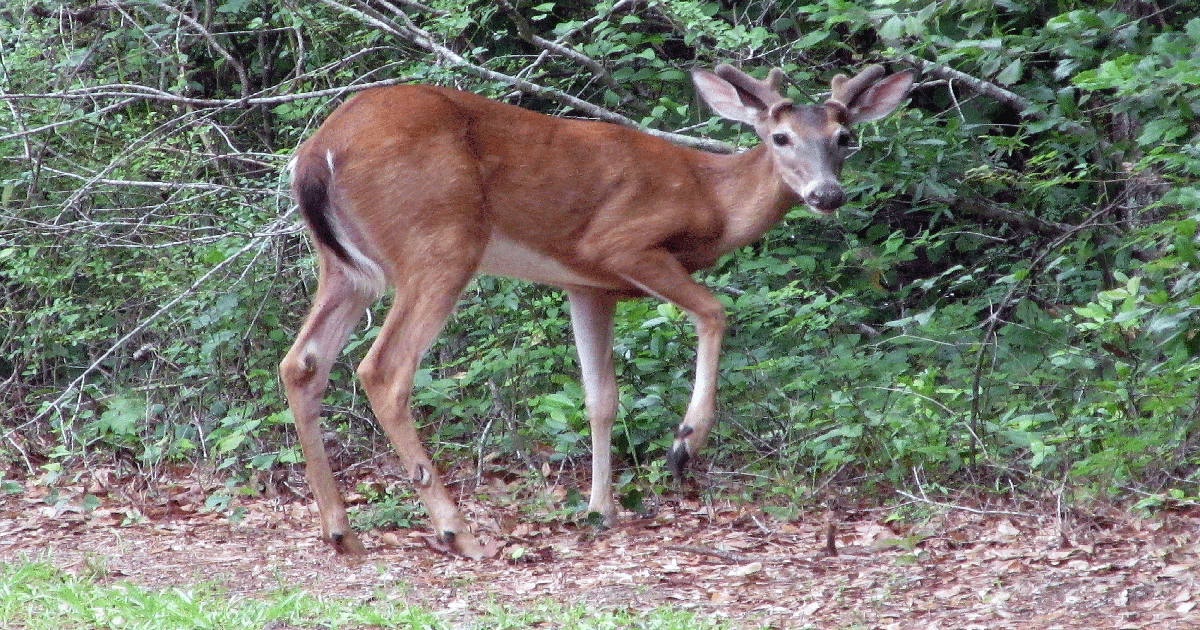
(2, 468, 1197, 628)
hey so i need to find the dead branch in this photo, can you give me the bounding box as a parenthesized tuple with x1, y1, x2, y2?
(937, 195, 1073, 237)
(3, 213, 300, 466)
(0, 78, 413, 109)
(968, 199, 1121, 447)
(663, 543, 751, 564)
(517, 0, 643, 84)
(902, 55, 1100, 145)
(160, 4, 250, 100)
(896, 490, 1037, 519)
(5, 3, 735, 153)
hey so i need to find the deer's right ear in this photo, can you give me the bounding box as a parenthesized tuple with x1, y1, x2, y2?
(692, 69, 763, 126)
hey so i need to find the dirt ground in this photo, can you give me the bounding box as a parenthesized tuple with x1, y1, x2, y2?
(1, 465, 1198, 629)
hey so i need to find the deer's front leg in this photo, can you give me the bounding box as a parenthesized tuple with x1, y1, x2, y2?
(608, 250, 727, 478)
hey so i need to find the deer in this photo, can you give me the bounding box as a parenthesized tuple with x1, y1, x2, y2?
(280, 63, 914, 558)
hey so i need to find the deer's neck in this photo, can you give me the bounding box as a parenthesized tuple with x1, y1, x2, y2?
(704, 145, 800, 253)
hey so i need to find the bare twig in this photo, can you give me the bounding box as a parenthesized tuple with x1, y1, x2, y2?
(517, 0, 642, 82)
(968, 200, 1119, 447)
(161, 4, 250, 100)
(937, 195, 1073, 237)
(5, 3, 736, 153)
(663, 543, 751, 564)
(0, 78, 414, 108)
(896, 490, 1035, 519)
(0, 97, 140, 142)
(378, 0, 447, 17)
(902, 55, 1101, 145)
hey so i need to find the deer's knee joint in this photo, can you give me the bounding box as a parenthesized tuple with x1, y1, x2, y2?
(355, 356, 386, 390)
(280, 351, 318, 386)
(699, 305, 727, 331)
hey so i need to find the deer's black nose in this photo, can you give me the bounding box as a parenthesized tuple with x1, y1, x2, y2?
(806, 183, 845, 213)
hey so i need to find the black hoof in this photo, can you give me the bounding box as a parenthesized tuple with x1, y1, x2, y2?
(666, 442, 690, 479)
(330, 530, 366, 555)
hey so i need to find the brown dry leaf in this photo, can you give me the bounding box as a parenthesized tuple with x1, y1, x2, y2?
(4, 465, 1199, 629)
(852, 521, 892, 545)
(995, 518, 1021, 539)
(709, 590, 733, 604)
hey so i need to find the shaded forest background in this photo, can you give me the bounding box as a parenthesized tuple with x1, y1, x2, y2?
(2, 0, 1198, 521)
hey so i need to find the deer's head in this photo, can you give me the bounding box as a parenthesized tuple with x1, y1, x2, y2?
(693, 64, 914, 214)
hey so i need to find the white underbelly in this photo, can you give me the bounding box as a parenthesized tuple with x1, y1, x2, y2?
(477, 231, 621, 290)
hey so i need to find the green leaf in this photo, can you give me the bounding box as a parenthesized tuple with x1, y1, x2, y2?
(1137, 118, 1186, 145)
(878, 16, 905, 40)
(794, 30, 828, 49)
(996, 59, 1022, 85)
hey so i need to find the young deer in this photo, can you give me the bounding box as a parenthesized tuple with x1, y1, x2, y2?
(281, 64, 913, 558)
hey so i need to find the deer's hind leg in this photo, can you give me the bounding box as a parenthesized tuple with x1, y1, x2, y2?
(355, 246, 487, 556)
(350, 164, 492, 556)
(280, 260, 378, 554)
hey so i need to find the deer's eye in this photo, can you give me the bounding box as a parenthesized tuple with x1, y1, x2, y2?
(836, 131, 853, 147)
(772, 133, 791, 147)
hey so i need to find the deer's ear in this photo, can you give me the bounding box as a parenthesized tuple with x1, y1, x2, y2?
(847, 71, 914, 124)
(692, 69, 765, 126)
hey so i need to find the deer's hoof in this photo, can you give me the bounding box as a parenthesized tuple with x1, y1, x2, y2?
(330, 530, 367, 555)
(666, 441, 691, 479)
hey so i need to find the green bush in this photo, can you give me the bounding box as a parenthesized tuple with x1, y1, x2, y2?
(1, 0, 1197, 510)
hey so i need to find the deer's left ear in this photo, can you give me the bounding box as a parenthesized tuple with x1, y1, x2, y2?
(847, 71, 915, 124)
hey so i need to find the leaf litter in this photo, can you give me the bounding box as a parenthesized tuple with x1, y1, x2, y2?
(1, 465, 1197, 629)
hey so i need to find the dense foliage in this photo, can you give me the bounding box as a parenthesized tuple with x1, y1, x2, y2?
(2, 0, 1197, 513)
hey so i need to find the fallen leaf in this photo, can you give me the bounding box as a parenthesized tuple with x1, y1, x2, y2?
(709, 590, 733, 604)
(728, 561, 763, 577)
(996, 519, 1020, 538)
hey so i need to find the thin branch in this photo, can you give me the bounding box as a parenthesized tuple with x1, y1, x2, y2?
(896, 490, 1036, 519)
(518, 0, 643, 81)
(969, 199, 1120, 444)
(901, 55, 1099, 144)
(161, 4, 250, 100)
(0, 97, 140, 142)
(0, 78, 414, 108)
(6, 4, 735, 154)
(662, 544, 751, 564)
(4, 212, 300, 448)
(378, 0, 447, 17)
(937, 195, 1073, 237)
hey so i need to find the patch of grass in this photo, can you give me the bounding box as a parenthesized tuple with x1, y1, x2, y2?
(0, 561, 440, 629)
(0, 561, 742, 630)
(474, 600, 741, 629)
